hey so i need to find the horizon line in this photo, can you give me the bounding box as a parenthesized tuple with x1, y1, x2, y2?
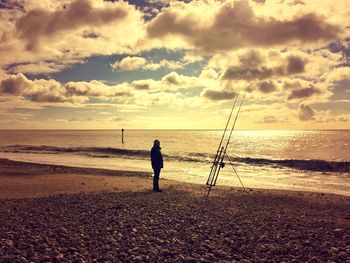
(0, 128, 349, 131)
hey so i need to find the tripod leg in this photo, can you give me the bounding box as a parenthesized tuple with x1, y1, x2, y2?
(225, 153, 248, 193)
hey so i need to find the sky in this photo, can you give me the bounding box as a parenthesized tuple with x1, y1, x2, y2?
(0, 0, 349, 130)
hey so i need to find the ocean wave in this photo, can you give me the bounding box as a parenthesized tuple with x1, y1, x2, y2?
(234, 157, 350, 173)
(0, 145, 151, 158)
(0, 145, 349, 173)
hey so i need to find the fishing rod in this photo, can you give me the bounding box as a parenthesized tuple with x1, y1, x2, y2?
(205, 94, 245, 197)
(212, 96, 245, 187)
(225, 95, 245, 153)
(206, 91, 240, 186)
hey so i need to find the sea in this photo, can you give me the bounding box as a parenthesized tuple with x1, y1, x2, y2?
(0, 130, 349, 196)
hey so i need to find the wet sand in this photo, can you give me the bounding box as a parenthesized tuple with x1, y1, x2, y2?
(0, 158, 349, 262)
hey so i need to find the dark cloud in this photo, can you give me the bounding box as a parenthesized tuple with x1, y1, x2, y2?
(114, 91, 133, 97)
(65, 83, 93, 97)
(29, 92, 68, 103)
(258, 80, 277, 93)
(222, 55, 306, 80)
(16, 0, 128, 51)
(327, 39, 350, 63)
(202, 89, 236, 101)
(147, 1, 341, 52)
(0, 0, 25, 11)
(287, 86, 322, 100)
(298, 103, 315, 121)
(288, 0, 305, 6)
(161, 72, 182, 85)
(285, 56, 305, 74)
(132, 83, 150, 90)
(0, 73, 29, 95)
(252, 0, 266, 4)
(238, 49, 265, 67)
(82, 31, 100, 39)
(223, 66, 273, 81)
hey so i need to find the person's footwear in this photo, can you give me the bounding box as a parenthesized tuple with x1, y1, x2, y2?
(153, 189, 163, 192)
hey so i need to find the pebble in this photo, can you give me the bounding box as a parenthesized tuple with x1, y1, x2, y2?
(0, 189, 349, 262)
(5, 239, 14, 247)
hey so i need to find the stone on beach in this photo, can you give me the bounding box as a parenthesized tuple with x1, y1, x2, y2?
(0, 188, 349, 262)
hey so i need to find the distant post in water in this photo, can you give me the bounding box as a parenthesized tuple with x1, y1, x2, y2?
(121, 128, 125, 144)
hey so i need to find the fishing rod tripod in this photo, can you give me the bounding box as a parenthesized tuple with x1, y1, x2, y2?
(205, 93, 247, 198)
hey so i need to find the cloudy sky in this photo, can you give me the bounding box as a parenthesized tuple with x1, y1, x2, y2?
(0, 0, 349, 129)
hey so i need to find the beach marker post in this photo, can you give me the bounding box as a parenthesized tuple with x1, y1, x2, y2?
(121, 128, 124, 144)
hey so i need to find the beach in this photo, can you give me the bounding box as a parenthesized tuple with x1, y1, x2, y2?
(1, 158, 349, 262)
(1, 130, 350, 196)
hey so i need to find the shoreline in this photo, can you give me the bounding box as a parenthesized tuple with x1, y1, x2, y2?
(1, 157, 349, 199)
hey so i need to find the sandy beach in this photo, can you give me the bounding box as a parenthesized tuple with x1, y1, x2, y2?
(0, 158, 350, 262)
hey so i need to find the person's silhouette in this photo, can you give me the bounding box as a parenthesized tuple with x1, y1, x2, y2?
(150, 139, 163, 192)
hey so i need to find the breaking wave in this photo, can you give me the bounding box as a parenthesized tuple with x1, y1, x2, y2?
(1, 145, 349, 173)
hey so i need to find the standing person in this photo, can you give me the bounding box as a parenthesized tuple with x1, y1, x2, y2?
(150, 139, 163, 192)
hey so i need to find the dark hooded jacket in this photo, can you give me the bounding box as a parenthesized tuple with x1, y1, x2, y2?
(151, 145, 163, 170)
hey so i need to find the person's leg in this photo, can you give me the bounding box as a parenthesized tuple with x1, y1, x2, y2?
(156, 168, 161, 191)
(153, 168, 160, 191)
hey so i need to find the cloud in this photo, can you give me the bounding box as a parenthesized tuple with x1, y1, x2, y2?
(161, 71, 183, 85)
(324, 67, 350, 82)
(202, 88, 236, 101)
(0, 73, 31, 95)
(110, 56, 184, 71)
(158, 59, 184, 70)
(131, 79, 156, 90)
(16, 0, 129, 51)
(257, 80, 277, 93)
(0, 0, 25, 11)
(283, 80, 303, 90)
(222, 66, 274, 81)
(298, 103, 315, 121)
(4, 60, 84, 75)
(110, 116, 128, 122)
(287, 85, 322, 100)
(263, 115, 277, 123)
(147, 0, 341, 52)
(129, 71, 213, 93)
(285, 55, 306, 74)
(111, 56, 148, 71)
(338, 115, 349, 122)
(222, 55, 306, 80)
(282, 79, 331, 102)
(0, 73, 133, 103)
(237, 49, 265, 68)
(65, 80, 132, 97)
